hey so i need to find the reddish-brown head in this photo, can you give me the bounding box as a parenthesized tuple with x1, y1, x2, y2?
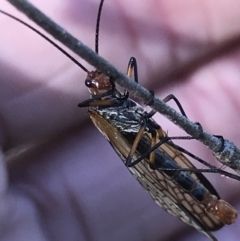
(85, 70, 113, 95)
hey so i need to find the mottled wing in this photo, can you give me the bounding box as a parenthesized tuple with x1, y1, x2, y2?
(129, 160, 218, 241)
(157, 135, 220, 198)
(89, 109, 221, 241)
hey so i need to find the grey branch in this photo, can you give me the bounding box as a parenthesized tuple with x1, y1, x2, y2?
(6, 0, 240, 174)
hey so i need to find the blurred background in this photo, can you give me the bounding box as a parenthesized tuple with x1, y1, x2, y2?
(1, 0, 240, 240)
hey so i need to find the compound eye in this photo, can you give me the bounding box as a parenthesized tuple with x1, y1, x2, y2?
(85, 79, 92, 87)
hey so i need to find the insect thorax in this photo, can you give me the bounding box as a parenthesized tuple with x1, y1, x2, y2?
(90, 99, 146, 133)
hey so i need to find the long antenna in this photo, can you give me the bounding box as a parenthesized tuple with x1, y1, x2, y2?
(0, 10, 89, 73)
(95, 0, 105, 54)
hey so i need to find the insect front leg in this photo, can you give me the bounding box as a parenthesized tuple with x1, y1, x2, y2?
(121, 56, 139, 99)
(126, 57, 139, 83)
(78, 89, 115, 107)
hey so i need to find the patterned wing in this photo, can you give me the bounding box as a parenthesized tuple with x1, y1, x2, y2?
(129, 160, 219, 241)
(157, 135, 220, 197)
(89, 109, 222, 241)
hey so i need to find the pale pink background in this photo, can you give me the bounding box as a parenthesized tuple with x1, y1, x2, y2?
(0, 0, 240, 240)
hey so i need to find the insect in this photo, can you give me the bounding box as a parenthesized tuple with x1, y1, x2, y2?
(78, 1, 238, 240)
(1, 1, 238, 240)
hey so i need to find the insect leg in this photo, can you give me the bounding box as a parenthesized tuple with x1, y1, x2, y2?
(163, 94, 205, 139)
(126, 57, 138, 83)
(125, 57, 162, 167)
(147, 91, 203, 138)
(126, 59, 224, 155)
(78, 89, 114, 107)
(125, 122, 146, 167)
(162, 94, 188, 118)
(129, 132, 240, 180)
(127, 135, 171, 167)
(163, 94, 225, 148)
(149, 130, 157, 167)
(146, 92, 188, 118)
(122, 57, 139, 98)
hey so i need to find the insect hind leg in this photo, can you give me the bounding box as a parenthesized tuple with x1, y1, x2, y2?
(125, 121, 146, 167)
(125, 111, 161, 168)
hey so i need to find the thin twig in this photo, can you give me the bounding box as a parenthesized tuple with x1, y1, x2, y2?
(6, 0, 240, 174)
